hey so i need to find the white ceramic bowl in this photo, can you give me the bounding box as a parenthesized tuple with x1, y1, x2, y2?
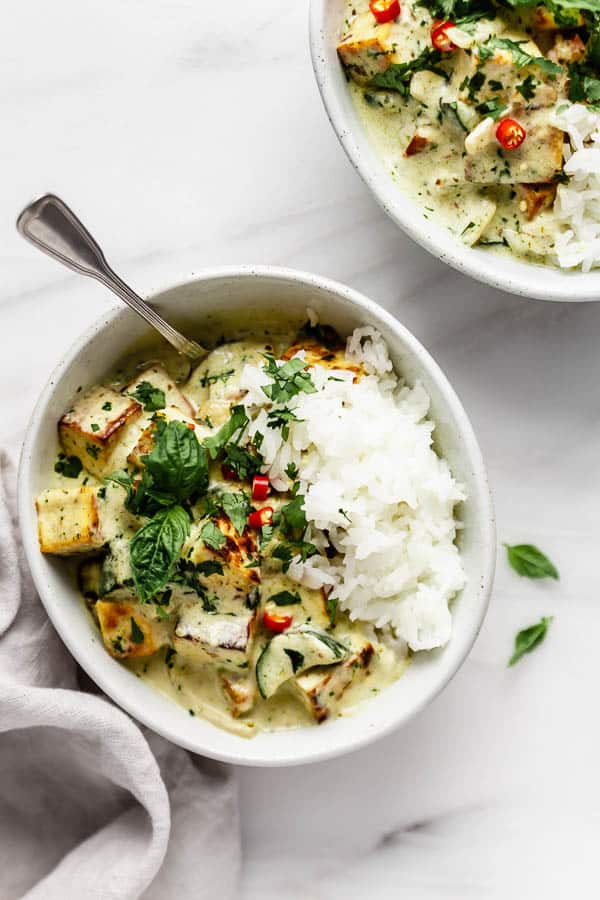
(19, 266, 495, 766)
(309, 0, 600, 302)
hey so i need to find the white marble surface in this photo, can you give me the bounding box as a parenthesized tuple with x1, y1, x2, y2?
(3, 2, 600, 897)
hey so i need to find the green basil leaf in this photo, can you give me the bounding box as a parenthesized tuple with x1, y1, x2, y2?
(269, 590, 302, 606)
(143, 420, 208, 503)
(509, 616, 553, 667)
(505, 544, 559, 579)
(201, 521, 227, 551)
(130, 505, 190, 602)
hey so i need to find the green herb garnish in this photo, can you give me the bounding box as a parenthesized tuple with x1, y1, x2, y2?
(505, 544, 559, 579)
(54, 453, 83, 479)
(269, 590, 302, 606)
(200, 520, 227, 551)
(131, 381, 166, 412)
(509, 616, 553, 666)
(199, 368, 235, 387)
(261, 356, 317, 404)
(130, 505, 190, 602)
(130, 617, 145, 644)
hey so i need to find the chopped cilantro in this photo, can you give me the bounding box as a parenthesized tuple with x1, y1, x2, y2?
(131, 381, 166, 412)
(261, 355, 317, 404)
(54, 453, 83, 478)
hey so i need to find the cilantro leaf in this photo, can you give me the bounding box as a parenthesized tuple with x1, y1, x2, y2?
(509, 616, 553, 667)
(267, 406, 304, 441)
(505, 544, 559, 579)
(269, 590, 302, 606)
(54, 453, 83, 479)
(130, 505, 190, 601)
(272, 540, 318, 573)
(130, 381, 166, 412)
(326, 596, 338, 627)
(476, 97, 509, 119)
(203, 405, 249, 458)
(220, 491, 251, 534)
(261, 356, 317, 404)
(370, 48, 445, 95)
(280, 492, 307, 533)
(516, 74, 538, 100)
(201, 521, 227, 551)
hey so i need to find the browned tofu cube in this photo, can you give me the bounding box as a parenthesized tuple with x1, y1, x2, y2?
(36, 487, 104, 555)
(96, 600, 168, 659)
(174, 603, 257, 667)
(59, 387, 143, 479)
(337, 12, 395, 84)
(281, 338, 364, 380)
(294, 642, 374, 723)
(516, 182, 557, 219)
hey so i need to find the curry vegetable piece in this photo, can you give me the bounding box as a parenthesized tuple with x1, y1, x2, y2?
(255, 626, 350, 699)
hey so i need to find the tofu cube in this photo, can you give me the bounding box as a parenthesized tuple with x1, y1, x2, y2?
(281, 338, 364, 380)
(464, 108, 563, 184)
(294, 642, 374, 723)
(36, 487, 104, 555)
(174, 603, 257, 667)
(124, 365, 194, 417)
(337, 12, 394, 84)
(96, 600, 168, 659)
(516, 182, 557, 220)
(59, 387, 143, 479)
(182, 514, 260, 609)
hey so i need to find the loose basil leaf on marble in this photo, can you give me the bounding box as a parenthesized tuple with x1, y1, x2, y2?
(130, 505, 191, 602)
(505, 544, 559, 579)
(508, 616, 553, 667)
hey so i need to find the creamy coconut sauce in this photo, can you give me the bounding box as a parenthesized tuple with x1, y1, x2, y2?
(39, 326, 408, 738)
(338, 0, 586, 263)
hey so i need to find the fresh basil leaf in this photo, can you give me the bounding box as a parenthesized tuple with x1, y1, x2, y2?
(509, 616, 553, 666)
(505, 544, 559, 579)
(220, 491, 251, 534)
(143, 419, 208, 503)
(201, 521, 227, 551)
(261, 356, 317, 404)
(54, 453, 83, 478)
(130, 505, 190, 602)
(130, 381, 166, 412)
(269, 590, 302, 606)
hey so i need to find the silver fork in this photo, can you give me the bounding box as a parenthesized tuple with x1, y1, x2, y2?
(16, 193, 206, 361)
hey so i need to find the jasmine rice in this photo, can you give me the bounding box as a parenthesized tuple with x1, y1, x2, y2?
(240, 326, 466, 652)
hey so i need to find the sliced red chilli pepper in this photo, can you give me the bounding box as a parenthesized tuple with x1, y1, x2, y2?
(369, 0, 400, 24)
(263, 610, 293, 633)
(221, 464, 237, 480)
(496, 117, 526, 150)
(248, 506, 273, 529)
(252, 474, 270, 502)
(431, 20, 456, 52)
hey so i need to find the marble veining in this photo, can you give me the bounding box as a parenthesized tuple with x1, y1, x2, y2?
(2, 2, 600, 897)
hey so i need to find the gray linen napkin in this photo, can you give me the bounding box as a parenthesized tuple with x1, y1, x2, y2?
(0, 453, 240, 900)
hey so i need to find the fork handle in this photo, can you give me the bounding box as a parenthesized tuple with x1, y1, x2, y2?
(16, 194, 205, 361)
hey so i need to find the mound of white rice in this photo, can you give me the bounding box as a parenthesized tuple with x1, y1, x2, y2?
(239, 327, 466, 652)
(552, 104, 600, 271)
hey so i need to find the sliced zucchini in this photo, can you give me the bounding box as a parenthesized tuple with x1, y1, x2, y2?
(255, 626, 350, 699)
